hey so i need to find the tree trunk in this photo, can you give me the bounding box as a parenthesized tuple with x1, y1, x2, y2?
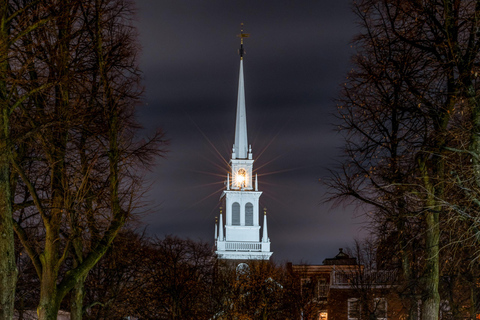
(37, 279, 60, 320)
(37, 296, 61, 320)
(0, 154, 16, 320)
(37, 224, 62, 320)
(70, 274, 86, 320)
(421, 210, 440, 320)
(0, 151, 16, 319)
(418, 151, 442, 320)
(0, 3, 17, 319)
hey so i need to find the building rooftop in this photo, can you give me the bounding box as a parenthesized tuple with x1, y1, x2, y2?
(322, 248, 357, 266)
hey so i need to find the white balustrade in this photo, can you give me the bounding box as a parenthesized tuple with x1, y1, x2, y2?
(225, 241, 262, 251)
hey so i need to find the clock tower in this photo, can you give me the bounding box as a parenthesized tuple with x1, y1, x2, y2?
(215, 26, 272, 261)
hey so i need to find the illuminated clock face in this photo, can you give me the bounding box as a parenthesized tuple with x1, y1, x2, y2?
(235, 168, 247, 188)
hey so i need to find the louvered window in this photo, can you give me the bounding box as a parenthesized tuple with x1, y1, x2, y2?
(245, 203, 253, 226)
(232, 202, 240, 225)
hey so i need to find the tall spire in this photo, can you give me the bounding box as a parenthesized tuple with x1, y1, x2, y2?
(234, 24, 250, 159)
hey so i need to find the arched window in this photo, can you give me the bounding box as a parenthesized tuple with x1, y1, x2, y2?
(232, 202, 240, 225)
(245, 203, 253, 226)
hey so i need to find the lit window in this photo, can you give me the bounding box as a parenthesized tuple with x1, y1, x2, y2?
(235, 168, 247, 188)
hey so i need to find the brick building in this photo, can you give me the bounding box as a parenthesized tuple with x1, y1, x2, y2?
(288, 249, 402, 320)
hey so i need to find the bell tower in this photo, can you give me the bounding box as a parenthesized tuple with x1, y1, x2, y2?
(215, 25, 272, 261)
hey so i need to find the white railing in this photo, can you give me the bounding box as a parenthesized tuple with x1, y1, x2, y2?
(225, 241, 262, 251)
(332, 270, 397, 287)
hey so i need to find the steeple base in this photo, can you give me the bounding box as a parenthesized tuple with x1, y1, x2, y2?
(216, 250, 272, 261)
(216, 240, 272, 260)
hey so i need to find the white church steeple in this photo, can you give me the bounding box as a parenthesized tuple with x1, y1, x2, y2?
(215, 24, 272, 261)
(233, 58, 248, 159)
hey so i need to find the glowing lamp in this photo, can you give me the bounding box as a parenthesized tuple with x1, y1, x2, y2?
(235, 169, 247, 188)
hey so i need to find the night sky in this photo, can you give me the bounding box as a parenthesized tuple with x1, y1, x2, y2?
(133, 0, 367, 264)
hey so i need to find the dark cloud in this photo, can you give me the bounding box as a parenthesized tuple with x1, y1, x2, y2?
(134, 0, 367, 263)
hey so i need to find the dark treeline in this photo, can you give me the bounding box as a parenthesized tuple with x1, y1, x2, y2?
(14, 232, 307, 320)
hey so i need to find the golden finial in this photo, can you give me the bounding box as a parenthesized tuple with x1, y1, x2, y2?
(264, 207, 267, 215)
(220, 207, 223, 214)
(237, 23, 250, 58)
(237, 23, 250, 44)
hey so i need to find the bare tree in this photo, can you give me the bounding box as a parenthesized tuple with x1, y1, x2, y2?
(5, 1, 164, 319)
(80, 229, 150, 320)
(136, 236, 216, 320)
(0, 1, 51, 317)
(214, 260, 295, 320)
(343, 240, 399, 320)
(330, 2, 480, 320)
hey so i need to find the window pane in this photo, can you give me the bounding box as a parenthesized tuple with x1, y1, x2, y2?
(375, 298, 387, 320)
(348, 299, 360, 320)
(317, 279, 328, 298)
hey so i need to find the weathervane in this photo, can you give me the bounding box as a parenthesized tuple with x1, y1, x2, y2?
(237, 23, 250, 59)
